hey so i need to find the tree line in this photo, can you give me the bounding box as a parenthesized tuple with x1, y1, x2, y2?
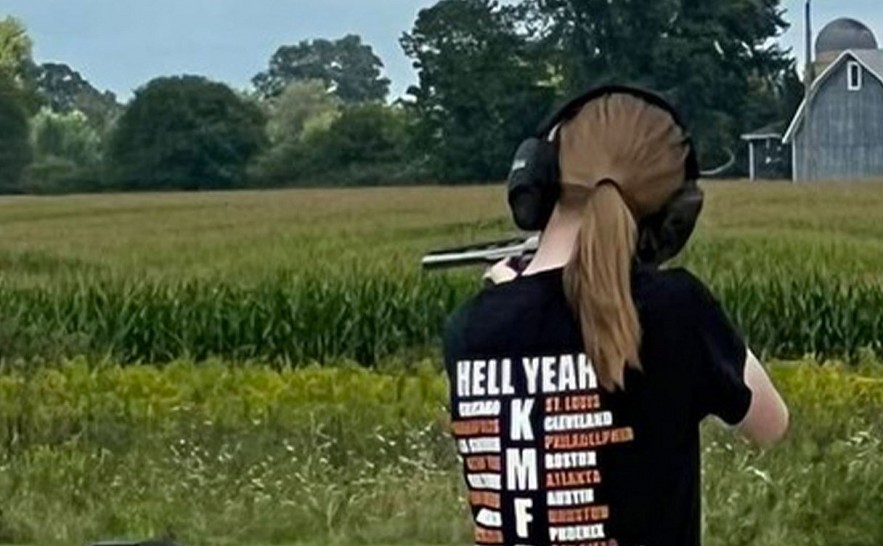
(0, 0, 803, 194)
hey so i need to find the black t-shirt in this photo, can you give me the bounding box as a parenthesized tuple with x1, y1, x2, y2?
(442, 264, 752, 546)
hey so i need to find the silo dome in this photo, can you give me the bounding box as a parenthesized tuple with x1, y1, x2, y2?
(816, 18, 878, 58)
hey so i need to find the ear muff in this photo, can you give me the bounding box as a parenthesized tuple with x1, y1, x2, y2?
(636, 179, 704, 266)
(507, 136, 560, 231)
(506, 84, 704, 265)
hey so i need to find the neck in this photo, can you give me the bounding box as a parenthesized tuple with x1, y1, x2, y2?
(522, 206, 582, 276)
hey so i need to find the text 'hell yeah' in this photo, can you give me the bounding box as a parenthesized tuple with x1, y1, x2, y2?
(456, 354, 599, 398)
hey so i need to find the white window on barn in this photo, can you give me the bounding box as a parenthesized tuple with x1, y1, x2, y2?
(847, 61, 862, 91)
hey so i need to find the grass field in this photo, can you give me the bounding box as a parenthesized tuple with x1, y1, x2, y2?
(0, 181, 882, 545)
(0, 360, 880, 546)
(3, 181, 883, 282)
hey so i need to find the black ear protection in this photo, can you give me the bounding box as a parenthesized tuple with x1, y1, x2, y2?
(507, 85, 703, 266)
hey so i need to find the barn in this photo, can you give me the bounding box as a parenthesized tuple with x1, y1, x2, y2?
(783, 18, 883, 182)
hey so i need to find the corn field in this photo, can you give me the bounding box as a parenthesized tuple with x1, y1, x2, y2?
(0, 270, 882, 365)
(2, 182, 883, 366)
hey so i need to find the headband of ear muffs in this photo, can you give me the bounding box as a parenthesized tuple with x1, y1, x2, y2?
(507, 85, 703, 266)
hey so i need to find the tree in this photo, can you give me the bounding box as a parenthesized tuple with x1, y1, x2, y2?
(264, 79, 341, 145)
(108, 76, 267, 191)
(401, 0, 556, 182)
(0, 17, 32, 83)
(523, 0, 795, 169)
(250, 80, 341, 186)
(311, 104, 408, 167)
(0, 73, 33, 192)
(253, 35, 390, 103)
(23, 108, 105, 194)
(252, 103, 412, 186)
(0, 17, 40, 114)
(31, 108, 103, 167)
(34, 63, 121, 129)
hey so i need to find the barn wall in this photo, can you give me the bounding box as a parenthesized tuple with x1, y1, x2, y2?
(794, 59, 883, 181)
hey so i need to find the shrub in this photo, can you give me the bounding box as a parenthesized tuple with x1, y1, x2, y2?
(19, 157, 107, 195)
(108, 75, 267, 191)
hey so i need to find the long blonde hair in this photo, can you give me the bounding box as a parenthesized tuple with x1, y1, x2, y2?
(558, 93, 690, 391)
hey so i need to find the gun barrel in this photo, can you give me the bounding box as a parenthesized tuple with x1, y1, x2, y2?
(421, 236, 539, 270)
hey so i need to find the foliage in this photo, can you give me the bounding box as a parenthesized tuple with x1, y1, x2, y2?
(263, 79, 341, 145)
(521, 0, 801, 170)
(3, 4, 807, 192)
(33, 62, 121, 130)
(308, 104, 410, 171)
(107, 76, 267, 191)
(401, 0, 556, 182)
(253, 103, 414, 187)
(0, 360, 880, 545)
(0, 72, 33, 193)
(0, 16, 32, 84)
(31, 108, 103, 167)
(17, 158, 106, 195)
(1, 5, 809, 192)
(253, 35, 390, 103)
(250, 79, 342, 185)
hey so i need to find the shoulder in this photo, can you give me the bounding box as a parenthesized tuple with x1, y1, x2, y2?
(444, 299, 475, 343)
(662, 267, 720, 305)
(633, 266, 719, 321)
(442, 298, 478, 369)
(649, 267, 747, 362)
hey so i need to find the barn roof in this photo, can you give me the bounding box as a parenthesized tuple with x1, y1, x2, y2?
(853, 49, 883, 80)
(783, 49, 883, 144)
(741, 121, 786, 141)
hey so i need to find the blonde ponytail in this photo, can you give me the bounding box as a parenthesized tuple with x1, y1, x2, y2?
(562, 182, 642, 392)
(554, 92, 689, 391)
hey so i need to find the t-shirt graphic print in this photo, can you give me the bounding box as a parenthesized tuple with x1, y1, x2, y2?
(443, 265, 752, 546)
(450, 352, 631, 546)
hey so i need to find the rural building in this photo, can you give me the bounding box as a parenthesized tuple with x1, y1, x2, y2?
(783, 18, 883, 182)
(741, 122, 790, 181)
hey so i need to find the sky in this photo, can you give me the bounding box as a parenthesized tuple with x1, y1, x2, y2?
(1, 0, 882, 102)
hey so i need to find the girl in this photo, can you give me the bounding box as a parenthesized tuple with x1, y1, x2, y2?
(443, 89, 788, 546)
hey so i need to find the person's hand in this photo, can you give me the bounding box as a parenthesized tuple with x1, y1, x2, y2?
(483, 258, 519, 286)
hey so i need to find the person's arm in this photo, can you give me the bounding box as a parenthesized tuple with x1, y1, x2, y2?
(734, 349, 789, 448)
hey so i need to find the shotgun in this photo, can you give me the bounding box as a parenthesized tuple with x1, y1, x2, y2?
(421, 235, 540, 270)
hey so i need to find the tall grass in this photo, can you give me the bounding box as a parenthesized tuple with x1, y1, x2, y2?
(2, 182, 883, 365)
(0, 360, 880, 546)
(0, 270, 882, 365)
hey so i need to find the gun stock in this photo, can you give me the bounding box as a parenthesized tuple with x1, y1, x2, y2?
(422, 235, 539, 270)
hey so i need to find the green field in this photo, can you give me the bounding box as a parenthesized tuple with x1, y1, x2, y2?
(1, 182, 882, 546)
(2, 182, 883, 365)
